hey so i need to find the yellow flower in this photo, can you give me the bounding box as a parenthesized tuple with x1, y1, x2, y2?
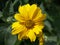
(11, 4, 46, 42)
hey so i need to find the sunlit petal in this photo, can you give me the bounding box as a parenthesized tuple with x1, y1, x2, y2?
(12, 22, 26, 35)
(33, 24, 44, 35)
(26, 30, 36, 41)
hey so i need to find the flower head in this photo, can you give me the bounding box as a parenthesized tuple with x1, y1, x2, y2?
(11, 4, 46, 42)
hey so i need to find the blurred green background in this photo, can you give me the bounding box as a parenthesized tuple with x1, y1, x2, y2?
(0, 0, 60, 45)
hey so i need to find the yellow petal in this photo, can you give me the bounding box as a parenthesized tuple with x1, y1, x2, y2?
(39, 33, 44, 45)
(11, 22, 26, 35)
(18, 4, 30, 20)
(33, 25, 44, 35)
(39, 37, 44, 45)
(23, 4, 30, 12)
(33, 9, 46, 22)
(29, 4, 37, 19)
(12, 22, 19, 28)
(18, 4, 30, 13)
(26, 30, 36, 42)
(18, 29, 27, 40)
(18, 33, 23, 40)
(14, 13, 25, 22)
(32, 7, 40, 19)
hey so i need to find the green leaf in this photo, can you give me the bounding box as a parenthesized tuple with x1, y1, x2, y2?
(5, 26, 17, 45)
(40, 3, 45, 12)
(14, 40, 22, 45)
(44, 35, 57, 45)
(2, 0, 11, 17)
(0, 11, 3, 18)
(12, 0, 19, 6)
(44, 20, 53, 32)
(0, 25, 17, 45)
(23, 0, 29, 3)
(5, 34, 17, 45)
(9, 1, 14, 13)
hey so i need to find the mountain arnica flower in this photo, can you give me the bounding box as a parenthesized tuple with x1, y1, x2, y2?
(11, 4, 46, 45)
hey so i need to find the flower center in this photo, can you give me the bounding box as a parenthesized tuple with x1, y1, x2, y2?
(25, 20, 35, 29)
